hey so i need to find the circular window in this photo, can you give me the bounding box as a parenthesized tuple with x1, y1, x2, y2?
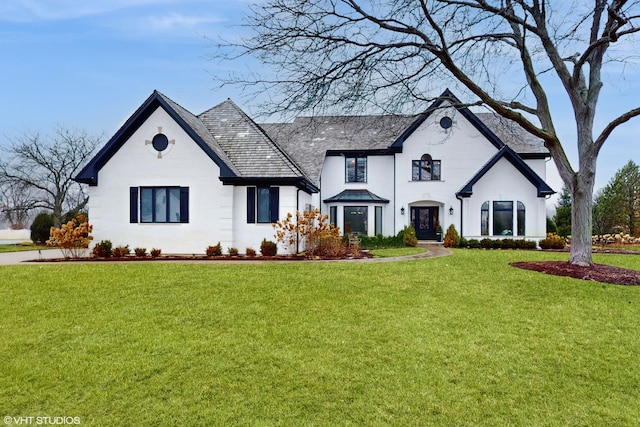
(152, 133, 169, 152)
(439, 116, 453, 129)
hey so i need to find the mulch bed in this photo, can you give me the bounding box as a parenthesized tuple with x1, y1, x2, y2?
(511, 261, 640, 286)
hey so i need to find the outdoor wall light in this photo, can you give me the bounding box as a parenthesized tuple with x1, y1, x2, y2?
(400, 207, 405, 215)
(449, 206, 454, 215)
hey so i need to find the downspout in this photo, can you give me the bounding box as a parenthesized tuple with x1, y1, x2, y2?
(393, 152, 397, 235)
(296, 188, 300, 254)
(456, 194, 464, 237)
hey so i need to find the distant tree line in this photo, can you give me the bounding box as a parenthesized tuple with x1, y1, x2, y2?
(551, 160, 640, 237)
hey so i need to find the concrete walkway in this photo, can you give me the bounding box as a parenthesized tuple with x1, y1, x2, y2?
(0, 244, 452, 266)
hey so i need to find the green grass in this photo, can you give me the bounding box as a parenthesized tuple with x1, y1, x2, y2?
(0, 243, 41, 253)
(1, 250, 640, 426)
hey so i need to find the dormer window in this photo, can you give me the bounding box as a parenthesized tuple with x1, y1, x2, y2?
(412, 154, 441, 181)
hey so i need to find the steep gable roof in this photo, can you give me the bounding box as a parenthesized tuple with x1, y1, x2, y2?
(75, 91, 317, 192)
(75, 90, 238, 185)
(198, 99, 308, 181)
(457, 145, 555, 198)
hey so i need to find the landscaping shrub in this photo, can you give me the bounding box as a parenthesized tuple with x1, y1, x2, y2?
(403, 224, 418, 247)
(443, 224, 460, 248)
(273, 209, 346, 257)
(539, 233, 566, 249)
(458, 236, 469, 248)
(359, 233, 404, 249)
(228, 247, 239, 256)
(501, 238, 515, 249)
(468, 239, 481, 249)
(245, 247, 256, 257)
(260, 239, 278, 256)
(92, 240, 113, 258)
(150, 248, 162, 257)
(480, 238, 494, 249)
(46, 215, 93, 259)
(30, 212, 54, 243)
(206, 243, 223, 256)
(113, 245, 130, 257)
(134, 247, 147, 257)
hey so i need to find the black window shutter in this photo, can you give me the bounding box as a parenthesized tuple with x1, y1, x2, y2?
(269, 187, 279, 223)
(247, 187, 256, 223)
(129, 187, 138, 223)
(180, 187, 189, 223)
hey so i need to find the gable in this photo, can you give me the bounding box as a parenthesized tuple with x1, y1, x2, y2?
(75, 91, 238, 186)
(457, 146, 554, 198)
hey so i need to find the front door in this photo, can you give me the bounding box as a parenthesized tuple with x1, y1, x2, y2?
(412, 207, 439, 240)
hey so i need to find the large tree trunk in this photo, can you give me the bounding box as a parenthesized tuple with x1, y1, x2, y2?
(570, 176, 595, 267)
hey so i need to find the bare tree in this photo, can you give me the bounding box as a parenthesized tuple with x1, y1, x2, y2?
(0, 181, 38, 229)
(215, 0, 640, 266)
(0, 127, 102, 228)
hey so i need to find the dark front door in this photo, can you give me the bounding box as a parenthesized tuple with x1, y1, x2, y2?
(412, 207, 439, 240)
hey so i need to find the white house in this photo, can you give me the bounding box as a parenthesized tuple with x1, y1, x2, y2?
(75, 89, 554, 253)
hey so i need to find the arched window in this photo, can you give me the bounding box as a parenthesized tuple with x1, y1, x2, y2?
(481, 201, 489, 235)
(412, 154, 441, 181)
(517, 201, 525, 236)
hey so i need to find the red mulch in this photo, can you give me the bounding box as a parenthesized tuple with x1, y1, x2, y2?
(511, 261, 640, 286)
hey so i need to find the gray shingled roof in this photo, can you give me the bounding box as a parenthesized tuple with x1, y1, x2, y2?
(199, 99, 306, 179)
(262, 115, 418, 184)
(263, 111, 548, 186)
(156, 92, 240, 175)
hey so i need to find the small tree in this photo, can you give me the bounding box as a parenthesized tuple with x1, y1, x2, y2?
(46, 214, 93, 258)
(30, 212, 54, 243)
(443, 224, 460, 248)
(273, 209, 343, 256)
(403, 225, 418, 247)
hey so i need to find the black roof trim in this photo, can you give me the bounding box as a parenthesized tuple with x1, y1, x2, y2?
(75, 90, 237, 185)
(326, 149, 389, 156)
(456, 145, 555, 198)
(221, 176, 319, 194)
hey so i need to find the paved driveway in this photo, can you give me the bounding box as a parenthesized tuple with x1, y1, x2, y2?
(0, 249, 67, 265)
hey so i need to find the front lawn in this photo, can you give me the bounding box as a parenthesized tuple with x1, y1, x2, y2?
(1, 250, 639, 425)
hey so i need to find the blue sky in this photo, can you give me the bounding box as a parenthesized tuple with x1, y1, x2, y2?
(1, 0, 639, 193)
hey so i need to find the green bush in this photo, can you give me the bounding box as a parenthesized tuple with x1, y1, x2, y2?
(92, 240, 113, 258)
(134, 247, 147, 257)
(443, 225, 460, 248)
(206, 243, 223, 256)
(403, 225, 418, 247)
(150, 248, 162, 257)
(260, 239, 278, 256)
(30, 212, 54, 243)
(480, 238, 494, 249)
(458, 237, 469, 248)
(539, 233, 566, 249)
(501, 238, 515, 249)
(468, 239, 481, 249)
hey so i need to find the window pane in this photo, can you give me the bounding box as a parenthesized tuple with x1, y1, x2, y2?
(154, 188, 167, 222)
(481, 201, 489, 235)
(329, 206, 337, 228)
(517, 201, 525, 236)
(168, 188, 181, 222)
(412, 161, 420, 181)
(493, 201, 513, 235)
(432, 160, 441, 180)
(346, 156, 366, 182)
(344, 206, 367, 235)
(375, 206, 382, 236)
(257, 187, 271, 223)
(141, 188, 153, 222)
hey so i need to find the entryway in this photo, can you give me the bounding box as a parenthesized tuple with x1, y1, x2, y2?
(411, 206, 439, 240)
